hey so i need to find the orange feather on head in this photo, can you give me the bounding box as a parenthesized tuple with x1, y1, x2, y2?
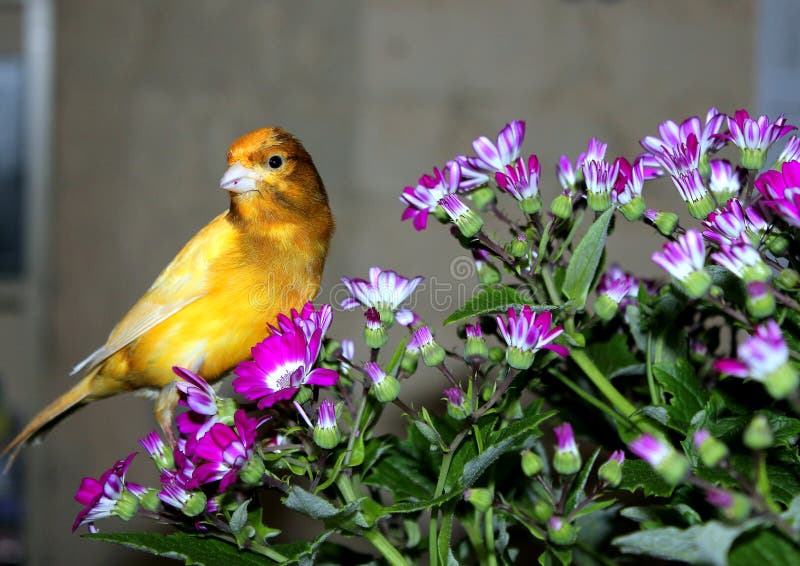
(3, 127, 334, 465)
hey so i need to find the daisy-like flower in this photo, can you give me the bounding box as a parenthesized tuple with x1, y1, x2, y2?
(270, 303, 333, 339)
(340, 266, 423, 325)
(395, 308, 420, 328)
(556, 154, 583, 191)
(495, 306, 567, 370)
(364, 361, 400, 403)
(612, 157, 646, 220)
(401, 160, 462, 231)
(192, 409, 264, 491)
(702, 199, 754, 246)
(721, 109, 796, 169)
(651, 229, 711, 298)
(73, 453, 145, 532)
(692, 429, 729, 467)
(553, 422, 581, 475)
(646, 131, 702, 178)
(714, 319, 798, 399)
(438, 194, 484, 238)
(628, 434, 688, 485)
(710, 240, 771, 283)
(754, 160, 800, 228)
(456, 120, 526, 190)
(495, 154, 543, 213)
(640, 108, 726, 165)
(707, 159, 744, 205)
(582, 157, 620, 212)
(443, 387, 470, 420)
(232, 322, 339, 409)
(595, 264, 639, 320)
(408, 325, 446, 367)
(674, 169, 715, 219)
(139, 431, 174, 471)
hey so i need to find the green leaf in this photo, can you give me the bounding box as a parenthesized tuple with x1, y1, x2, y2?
(563, 207, 614, 307)
(86, 532, 272, 565)
(229, 499, 250, 534)
(618, 459, 674, 497)
(782, 495, 800, 531)
(613, 519, 763, 566)
(444, 285, 555, 325)
(729, 528, 800, 566)
(585, 333, 639, 379)
(767, 463, 800, 506)
(565, 448, 600, 514)
(365, 454, 436, 500)
(385, 336, 409, 376)
(652, 359, 708, 433)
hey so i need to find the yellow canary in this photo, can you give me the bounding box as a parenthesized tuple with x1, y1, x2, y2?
(4, 127, 334, 462)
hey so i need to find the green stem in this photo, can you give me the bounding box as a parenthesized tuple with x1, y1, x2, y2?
(463, 510, 489, 563)
(646, 333, 659, 405)
(541, 264, 562, 306)
(344, 391, 369, 467)
(429, 429, 470, 566)
(551, 370, 630, 427)
(336, 475, 408, 566)
(569, 349, 660, 436)
(484, 505, 498, 566)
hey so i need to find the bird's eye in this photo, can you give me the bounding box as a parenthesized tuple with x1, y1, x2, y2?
(268, 155, 284, 169)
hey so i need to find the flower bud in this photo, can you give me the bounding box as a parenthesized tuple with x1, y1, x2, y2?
(765, 233, 789, 256)
(115, 489, 140, 522)
(547, 516, 577, 546)
(553, 423, 582, 476)
(313, 399, 341, 450)
(464, 488, 493, 512)
(439, 194, 484, 238)
(778, 268, 800, 289)
(364, 307, 388, 349)
(645, 209, 679, 236)
(182, 491, 208, 517)
(138, 489, 162, 513)
(521, 449, 543, 477)
(693, 429, 728, 467)
(365, 362, 400, 403)
(706, 488, 751, 521)
(744, 414, 773, 450)
(464, 323, 489, 363)
(629, 434, 688, 485)
(507, 234, 530, 258)
(533, 499, 553, 522)
(139, 431, 174, 472)
(519, 195, 543, 214)
(409, 326, 446, 367)
(620, 196, 646, 221)
(550, 193, 573, 219)
(400, 350, 418, 374)
(239, 454, 266, 486)
(468, 186, 496, 211)
(597, 450, 624, 487)
(443, 387, 470, 420)
(764, 362, 799, 400)
(473, 249, 502, 285)
(745, 281, 775, 319)
(594, 294, 619, 321)
(488, 347, 505, 363)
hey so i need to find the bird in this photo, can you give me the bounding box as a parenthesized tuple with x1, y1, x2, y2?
(3, 127, 334, 464)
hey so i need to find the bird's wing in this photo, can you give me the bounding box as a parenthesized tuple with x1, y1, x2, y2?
(71, 212, 234, 375)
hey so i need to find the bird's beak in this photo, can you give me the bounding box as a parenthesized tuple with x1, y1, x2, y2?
(220, 162, 258, 193)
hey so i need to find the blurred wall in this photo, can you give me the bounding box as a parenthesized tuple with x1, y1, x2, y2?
(11, 0, 755, 564)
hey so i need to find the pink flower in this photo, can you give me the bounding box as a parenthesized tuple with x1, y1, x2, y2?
(456, 120, 526, 190)
(401, 161, 462, 230)
(73, 453, 144, 532)
(754, 160, 800, 227)
(191, 410, 260, 491)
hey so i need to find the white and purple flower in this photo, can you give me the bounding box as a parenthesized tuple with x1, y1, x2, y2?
(495, 154, 543, 213)
(495, 306, 567, 370)
(192, 409, 263, 491)
(553, 422, 581, 475)
(341, 267, 423, 325)
(640, 108, 726, 164)
(651, 229, 711, 298)
(628, 434, 688, 485)
(707, 159, 744, 204)
(401, 161, 462, 231)
(710, 240, 771, 283)
(754, 160, 800, 228)
(438, 194, 484, 238)
(721, 109, 796, 169)
(456, 120, 526, 190)
(73, 453, 145, 532)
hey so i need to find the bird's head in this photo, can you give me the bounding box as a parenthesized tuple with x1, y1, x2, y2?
(220, 127, 331, 228)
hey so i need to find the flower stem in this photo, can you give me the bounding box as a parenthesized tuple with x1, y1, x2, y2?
(569, 349, 660, 436)
(429, 428, 470, 566)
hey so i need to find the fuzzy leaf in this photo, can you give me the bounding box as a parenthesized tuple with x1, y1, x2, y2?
(585, 333, 639, 379)
(652, 359, 708, 433)
(563, 207, 614, 307)
(729, 529, 800, 566)
(365, 454, 436, 501)
(618, 459, 674, 497)
(444, 285, 554, 325)
(613, 519, 763, 566)
(565, 448, 600, 514)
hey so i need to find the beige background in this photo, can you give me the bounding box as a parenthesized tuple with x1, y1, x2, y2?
(0, 0, 757, 564)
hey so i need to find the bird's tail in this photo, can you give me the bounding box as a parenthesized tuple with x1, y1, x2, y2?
(2, 370, 97, 470)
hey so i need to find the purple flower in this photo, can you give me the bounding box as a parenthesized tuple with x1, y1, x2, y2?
(755, 160, 800, 227)
(649, 133, 701, 178)
(395, 308, 420, 327)
(233, 322, 339, 409)
(703, 199, 752, 246)
(707, 159, 744, 203)
(556, 154, 582, 190)
(73, 453, 144, 532)
(316, 399, 337, 429)
(721, 109, 795, 168)
(270, 303, 333, 340)
(173, 366, 228, 442)
(777, 136, 800, 164)
(443, 387, 464, 406)
(629, 434, 671, 467)
(495, 154, 542, 207)
(438, 194, 484, 237)
(706, 487, 734, 509)
(714, 320, 789, 382)
(139, 431, 174, 471)
(456, 120, 526, 190)
(401, 161, 462, 231)
(496, 306, 567, 369)
(554, 423, 578, 456)
(341, 267, 423, 325)
(597, 264, 639, 307)
(192, 410, 259, 491)
(710, 240, 771, 282)
(583, 157, 620, 211)
(612, 158, 645, 205)
(693, 429, 711, 448)
(340, 339, 354, 361)
(651, 229, 710, 297)
(640, 108, 726, 161)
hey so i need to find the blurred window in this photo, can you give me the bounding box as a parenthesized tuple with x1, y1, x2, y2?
(0, 55, 23, 278)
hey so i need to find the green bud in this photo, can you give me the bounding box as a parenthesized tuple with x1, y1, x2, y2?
(765, 233, 789, 256)
(547, 516, 578, 546)
(746, 287, 775, 319)
(421, 343, 446, 367)
(521, 449, 543, 477)
(488, 347, 505, 363)
(507, 236, 530, 258)
(744, 414, 773, 450)
(764, 363, 799, 400)
(364, 324, 388, 349)
(595, 294, 619, 321)
(453, 208, 484, 239)
(240, 454, 266, 486)
(464, 336, 489, 363)
(505, 346, 534, 370)
(464, 488, 493, 512)
(722, 493, 752, 522)
(740, 148, 767, 170)
(400, 350, 418, 374)
(553, 450, 581, 476)
(656, 451, 690, 485)
(686, 193, 716, 220)
(619, 196, 646, 221)
(550, 194, 573, 219)
(653, 211, 679, 236)
(587, 191, 612, 212)
(468, 186, 496, 211)
(138, 489, 162, 513)
(533, 499, 553, 523)
(114, 489, 140, 522)
(597, 454, 624, 487)
(778, 268, 800, 289)
(183, 491, 208, 517)
(371, 374, 401, 403)
(697, 436, 729, 468)
(313, 424, 341, 450)
(518, 195, 543, 214)
(679, 269, 712, 299)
